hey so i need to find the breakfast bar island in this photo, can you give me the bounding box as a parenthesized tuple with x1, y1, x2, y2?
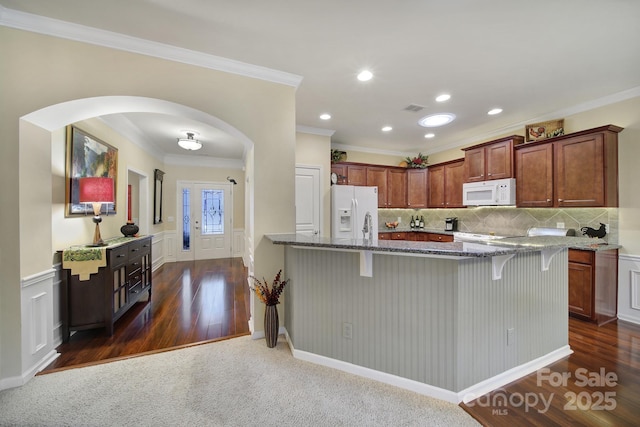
(266, 234, 583, 403)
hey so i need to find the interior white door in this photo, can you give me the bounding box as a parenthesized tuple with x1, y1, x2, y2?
(295, 166, 321, 236)
(177, 182, 232, 261)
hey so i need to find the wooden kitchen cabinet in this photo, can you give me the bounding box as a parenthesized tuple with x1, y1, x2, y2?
(463, 135, 524, 182)
(331, 163, 367, 186)
(428, 159, 465, 208)
(366, 166, 406, 208)
(427, 233, 454, 242)
(406, 169, 427, 208)
(568, 248, 618, 325)
(515, 125, 622, 208)
(515, 142, 554, 207)
(555, 128, 619, 207)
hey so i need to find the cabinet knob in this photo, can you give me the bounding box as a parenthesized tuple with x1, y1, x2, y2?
(481, 174, 484, 177)
(488, 173, 492, 176)
(547, 199, 551, 202)
(558, 199, 563, 202)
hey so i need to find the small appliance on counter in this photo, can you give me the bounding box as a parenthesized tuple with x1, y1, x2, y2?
(445, 217, 458, 231)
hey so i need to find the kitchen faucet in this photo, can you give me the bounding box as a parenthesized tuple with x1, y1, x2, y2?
(362, 211, 373, 242)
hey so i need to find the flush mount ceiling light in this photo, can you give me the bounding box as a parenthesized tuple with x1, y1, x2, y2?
(435, 94, 451, 102)
(418, 113, 456, 128)
(488, 108, 503, 115)
(357, 70, 373, 81)
(177, 131, 202, 151)
(319, 113, 331, 120)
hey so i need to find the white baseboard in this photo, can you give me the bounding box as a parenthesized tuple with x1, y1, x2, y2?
(283, 328, 572, 404)
(0, 350, 59, 392)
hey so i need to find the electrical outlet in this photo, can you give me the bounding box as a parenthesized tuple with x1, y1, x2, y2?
(507, 328, 515, 346)
(397, 217, 402, 223)
(605, 223, 609, 233)
(556, 222, 564, 229)
(342, 322, 353, 339)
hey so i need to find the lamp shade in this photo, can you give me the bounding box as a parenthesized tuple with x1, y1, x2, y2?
(79, 177, 114, 203)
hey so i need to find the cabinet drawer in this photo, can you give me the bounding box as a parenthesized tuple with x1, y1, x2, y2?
(109, 245, 129, 268)
(128, 240, 143, 256)
(427, 233, 454, 242)
(568, 249, 593, 264)
(129, 282, 143, 296)
(139, 238, 152, 255)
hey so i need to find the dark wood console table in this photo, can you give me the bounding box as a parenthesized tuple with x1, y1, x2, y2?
(60, 236, 152, 342)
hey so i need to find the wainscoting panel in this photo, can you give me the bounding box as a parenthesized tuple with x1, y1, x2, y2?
(233, 229, 244, 258)
(618, 254, 640, 325)
(20, 268, 59, 385)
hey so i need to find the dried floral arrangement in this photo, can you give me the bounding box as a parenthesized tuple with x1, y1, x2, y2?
(331, 149, 347, 163)
(249, 269, 289, 306)
(405, 152, 429, 168)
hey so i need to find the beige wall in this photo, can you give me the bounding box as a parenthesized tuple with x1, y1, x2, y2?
(296, 132, 331, 236)
(1, 27, 294, 381)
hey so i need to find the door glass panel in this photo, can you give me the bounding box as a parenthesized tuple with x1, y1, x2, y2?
(201, 189, 224, 235)
(182, 188, 191, 250)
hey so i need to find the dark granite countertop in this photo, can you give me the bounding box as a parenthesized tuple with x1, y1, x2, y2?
(265, 233, 596, 258)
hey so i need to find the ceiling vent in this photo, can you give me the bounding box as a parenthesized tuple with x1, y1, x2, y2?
(403, 104, 424, 112)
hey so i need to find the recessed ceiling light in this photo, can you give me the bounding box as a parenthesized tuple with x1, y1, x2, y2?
(424, 133, 435, 139)
(357, 70, 373, 81)
(418, 113, 456, 128)
(488, 108, 503, 115)
(435, 94, 451, 102)
(381, 126, 393, 132)
(320, 113, 331, 120)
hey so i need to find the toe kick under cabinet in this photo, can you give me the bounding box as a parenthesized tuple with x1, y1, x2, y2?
(61, 236, 152, 342)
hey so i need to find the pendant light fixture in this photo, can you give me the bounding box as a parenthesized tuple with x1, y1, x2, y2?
(177, 131, 202, 151)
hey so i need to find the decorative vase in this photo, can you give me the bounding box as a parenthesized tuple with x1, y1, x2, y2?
(264, 304, 279, 348)
(120, 222, 139, 237)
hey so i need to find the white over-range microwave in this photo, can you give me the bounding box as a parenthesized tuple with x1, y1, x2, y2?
(462, 178, 516, 206)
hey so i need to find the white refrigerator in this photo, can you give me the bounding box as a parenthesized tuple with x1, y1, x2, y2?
(331, 185, 379, 240)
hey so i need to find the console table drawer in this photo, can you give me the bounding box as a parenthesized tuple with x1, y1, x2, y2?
(110, 245, 129, 268)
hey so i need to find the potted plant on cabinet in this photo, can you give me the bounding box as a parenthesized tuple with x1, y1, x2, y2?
(250, 270, 289, 348)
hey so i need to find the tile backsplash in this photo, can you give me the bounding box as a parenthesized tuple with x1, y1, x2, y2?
(380, 207, 618, 243)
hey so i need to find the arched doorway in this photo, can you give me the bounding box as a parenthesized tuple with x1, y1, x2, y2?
(17, 95, 256, 379)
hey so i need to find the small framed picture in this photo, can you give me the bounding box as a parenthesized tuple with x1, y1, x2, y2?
(525, 119, 564, 142)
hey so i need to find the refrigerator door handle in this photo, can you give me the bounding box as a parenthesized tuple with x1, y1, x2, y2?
(352, 198, 358, 239)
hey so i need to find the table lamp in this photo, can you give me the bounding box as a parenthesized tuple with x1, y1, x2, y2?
(79, 177, 114, 246)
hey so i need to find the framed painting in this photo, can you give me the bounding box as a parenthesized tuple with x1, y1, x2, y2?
(65, 125, 118, 216)
(525, 119, 565, 142)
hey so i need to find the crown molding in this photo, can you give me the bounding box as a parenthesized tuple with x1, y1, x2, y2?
(296, 125, 335, 137)
(425, 85, 640, 155)
(0, 6, 302, 88)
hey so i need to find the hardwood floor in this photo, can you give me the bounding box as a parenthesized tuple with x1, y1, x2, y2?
(42, 258, 250, 372)
(461, 318, 640, 426)
(42, 259, 640, 426)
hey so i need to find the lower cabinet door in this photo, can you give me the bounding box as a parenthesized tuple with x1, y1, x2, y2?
(568, 261, 593, 319)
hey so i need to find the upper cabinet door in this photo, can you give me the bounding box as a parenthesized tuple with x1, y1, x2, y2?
(366, 166, 388, 207)
(555, 134, 605, 207)
(444, 160, 465, 208)
(464, 147, 485, 182)
(515, 142, 554, 207)
(485, 139, 514, 180)
(427, 165, 445, 208)
(406, 169, 427, 208)
(346, 164, 367, 186)
(387, 168, 407, 208)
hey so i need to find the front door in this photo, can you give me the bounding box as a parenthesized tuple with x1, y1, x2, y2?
(177, 181, 232, 261)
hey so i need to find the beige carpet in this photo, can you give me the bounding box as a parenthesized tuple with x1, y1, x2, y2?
(0, 336, 479, 426)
